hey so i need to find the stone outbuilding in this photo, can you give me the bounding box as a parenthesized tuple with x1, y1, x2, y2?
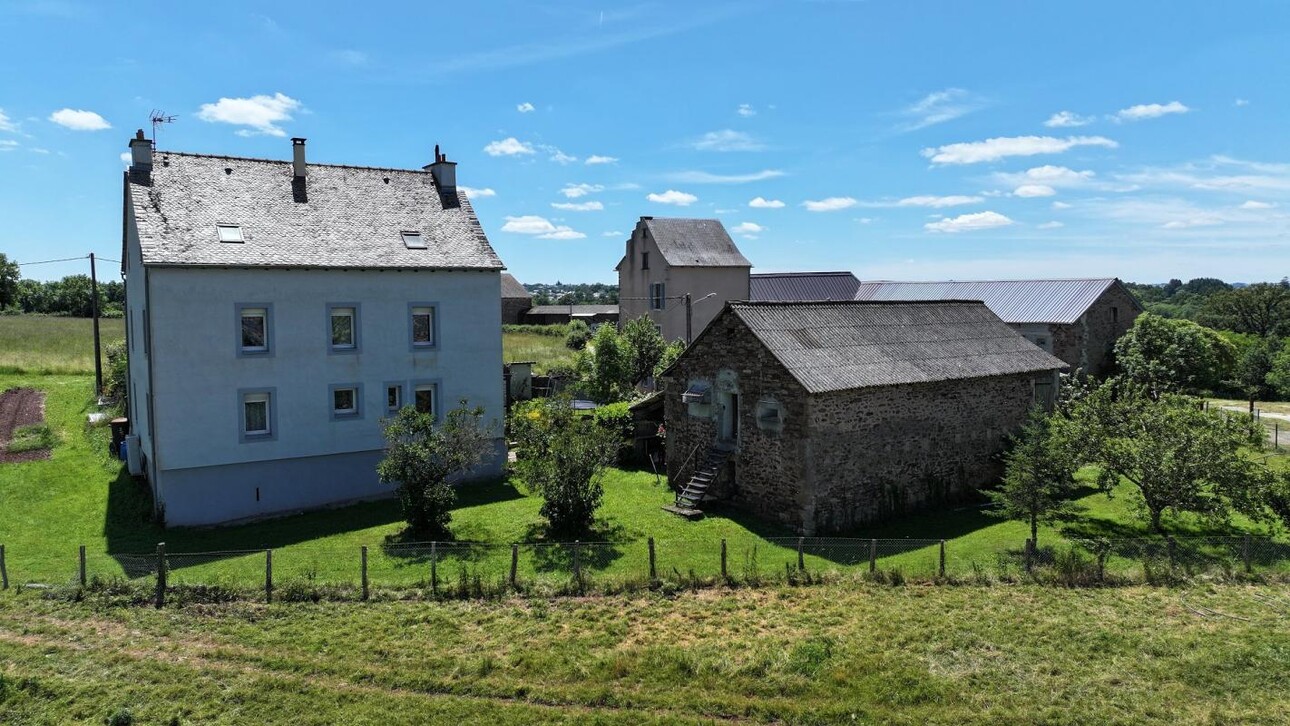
(853, 278, 1141, 376)
(500, 273, 533, 324)
(662, 300, 1066, 534)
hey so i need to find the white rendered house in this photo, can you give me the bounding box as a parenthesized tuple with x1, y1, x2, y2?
(121, 133, 506, 526)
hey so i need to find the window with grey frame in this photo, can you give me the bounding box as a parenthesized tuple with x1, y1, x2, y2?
(650, 282, 665, 310)
(240, 307, 268, 353)
(330, 306, 357, 350)
(413, 383, 437, 417)
(411, 305, 436, 347)
(243, 392, 271, 436)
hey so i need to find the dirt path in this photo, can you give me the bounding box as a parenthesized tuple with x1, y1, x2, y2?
(0, 386, 49, 463)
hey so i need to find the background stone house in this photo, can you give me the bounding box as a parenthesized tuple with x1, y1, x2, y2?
(616, 217, 751, 343)
(663, 300, 1065, 534)
(122, 134, 506, 526)
(500, 273, 532, 324)
(852, 278, 1141, 376)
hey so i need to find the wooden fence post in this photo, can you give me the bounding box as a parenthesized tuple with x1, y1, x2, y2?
(264, 550, 273, 603)
(720, 539, 727, 579)
(1243, 535, 1252, 574)
(797, 537, 805, 571)
(154, 542, 166, 609)
(648, 537, 657, 581)
(361, 546, 369, 601)
(939, 540, 946, 577)
(1, 544, 8, 590)
(510, 544, 519, 589)
(869, 539, 877, 574)
(430, 542, 438, 596)
(78, 545, 87, 588)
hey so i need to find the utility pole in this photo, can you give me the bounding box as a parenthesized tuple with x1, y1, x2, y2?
(685, 292, 693, 344)
(89, 252, 103, 397)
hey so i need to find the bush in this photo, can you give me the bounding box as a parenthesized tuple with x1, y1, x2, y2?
(103, 340, 128, 405)
(510, 397, 619, 537)
(502, 323, 568, 337)
(564, 320, 592, 350)
(593, 401, 634, 463)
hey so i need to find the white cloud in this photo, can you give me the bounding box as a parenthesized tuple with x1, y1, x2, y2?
(28, 147, 49, 154)
(484, 137, 535, 156)
(195, 93, 299, 137)
(669, 169, 784, 184)
(923, 135, 1117, 165)
(1020, 165, 1095, 185)
(517, 102, 535, 113)
(1052, 201, 1073, 210)
(1044, 111, 1094, 128)
(1239, 200, 1275, 210)
(896, 195, 983, 208)
(749, 196, 785, 208)
(1162, 217, 1222, 229)
(1114, 101, 1189, 122)
(1235, 98, 1250, 107)
(547, 148, 577, 164)
(692, 129, 764, 152)
(602, 230, 624, 237)
(459, 186, 496, 199)
(855, 217, 874, 224)
(731, 222, 764, 235)
(1014, 184, 1056, 198)
(900, 88, 984, 131)
(1115, 156, 1290, 193)
(332, 49, 369, 66)
(119, 151, 131, 165)
(551, 201, 604, 211)
(585, 155, 618, 165)
(924, 211, 1014, 233)
(500, 214, 585, 239)
(737, 104, 756, 117)
(647, 189, 698, 206)
(802, 196, 857, 212)
(48, 108, 111, 131)
(560, 183, 604, 198)
(0, 139, 18, 151)
(1037, 221, 1065, 229)
(0, 108, 16, 132)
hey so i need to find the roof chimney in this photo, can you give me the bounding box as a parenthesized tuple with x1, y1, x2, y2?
(426, 144, 459, 209)
(128, 129, 153, 171)
(291, 137, 307, 178)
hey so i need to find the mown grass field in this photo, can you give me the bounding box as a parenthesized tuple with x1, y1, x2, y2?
(502, 327, 578, 373)
(3, 583, 1289, 724)
(0, 315, 124, 376)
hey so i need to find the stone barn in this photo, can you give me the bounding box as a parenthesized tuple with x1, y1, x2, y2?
(500, 273, 533, 324)
(662, 300, 1065, 534)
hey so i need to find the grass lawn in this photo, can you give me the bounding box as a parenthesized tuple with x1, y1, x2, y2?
(3, 583, 1289, 724)
(1209, 397, 1290, 417)
(0, 315, 124, 375)
(4, 372, 1288, 593)
(502, 327, 578, 373)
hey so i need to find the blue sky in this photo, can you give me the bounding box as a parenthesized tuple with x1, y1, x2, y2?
(2, 1, 1289, 284)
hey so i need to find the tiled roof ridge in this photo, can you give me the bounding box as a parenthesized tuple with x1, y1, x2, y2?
(153, 150, 438, 175)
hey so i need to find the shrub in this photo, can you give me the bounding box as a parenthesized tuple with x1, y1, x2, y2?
(510, 397, 619, 537)
(564, 320, 592, 350)
(103, 340, 128, 405)
(593, 401, 634, 463)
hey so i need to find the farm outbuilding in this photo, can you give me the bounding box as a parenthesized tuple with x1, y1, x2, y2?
(662, 300, 1066, 534)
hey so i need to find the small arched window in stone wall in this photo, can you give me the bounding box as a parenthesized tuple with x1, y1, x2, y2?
(756, 397, 785, 434)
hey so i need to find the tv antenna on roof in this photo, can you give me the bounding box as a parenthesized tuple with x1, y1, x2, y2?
(149, 109, 177, 145)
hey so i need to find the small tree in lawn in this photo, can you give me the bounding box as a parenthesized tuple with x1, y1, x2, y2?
(621, 315, 667, 386)
(589, 323, 630, 402)
(1068, 380, 1284, 535)
(377, 401, 492, 539)
(986, 408, 1081, 548)
(510, 397, 619, 538)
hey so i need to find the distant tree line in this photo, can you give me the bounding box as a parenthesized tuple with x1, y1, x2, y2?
(0, 256, 124, 317)
(526, 282, 618, 306)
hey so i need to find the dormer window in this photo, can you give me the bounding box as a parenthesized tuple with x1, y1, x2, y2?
(217, 224, 244, 243)
(402, 231, 426, 249)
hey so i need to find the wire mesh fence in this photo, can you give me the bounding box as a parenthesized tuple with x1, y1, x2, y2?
(3, 534, 1289, 603)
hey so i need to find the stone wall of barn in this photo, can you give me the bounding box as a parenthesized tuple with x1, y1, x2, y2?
(802, 373, 1040, 534)
(501, 297, 532, 325)
(1041, 283, 1140, 377)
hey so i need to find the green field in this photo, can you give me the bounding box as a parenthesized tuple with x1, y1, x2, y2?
(0, 315, 123, 375)
(3, 583, 1289, 724)
(502, 327, 578, 373)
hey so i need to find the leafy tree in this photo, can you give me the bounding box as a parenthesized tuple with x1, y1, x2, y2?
(986, 409, 1081, 547)
(1163, 279, 1183, 298)
(1227, 336, 1280, 407)
(621, 315, 666, 385)
(1113, 313, 1232, 396)
(0, 253, 19, 310)
(1067, 381, 1282, 534)
(377, 401, 493, 538)
(1200, 283, 1290, 337)
(654, 339, 686, 378)
(589, 323, 629, 402)
(1268, 345, 1290, 400)
(1179, 277, 1232, 298)
(564, 319, 591, 350)
(510, 397, 619, 537)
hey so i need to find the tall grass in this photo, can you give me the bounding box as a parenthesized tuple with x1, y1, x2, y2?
(0, 315, 124, 375)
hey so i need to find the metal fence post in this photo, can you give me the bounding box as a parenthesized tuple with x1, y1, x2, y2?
(361, 546, 369, 601)
(648, 537, 656, 581)
(1243, 535, 1252, 574)
(430, 542, 438, 596)
(78, 545, 87, 587)
(939, 540, 946, 577)
(1024, 539, 1034, 573)
(720, 539, 727, 579)
(154, 542, 166, 609)
(869, 539, 877, 574)
(264, 550, 273, 603)
(797, 537, 805, 571)
(1, 544, 8, 589)
(510, 544, 519, 589)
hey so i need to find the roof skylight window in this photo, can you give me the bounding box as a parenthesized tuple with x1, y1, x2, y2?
(217, 224, 244, 243)
(401, 231, 426, 249)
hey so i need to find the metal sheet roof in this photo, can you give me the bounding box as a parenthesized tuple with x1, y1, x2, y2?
(852, 278, 1126, 324)
(643, 218, 751, 267)
(525, 304, 619, 316)
(750, 271, 861, 302)
(726, 301, 1065, 394)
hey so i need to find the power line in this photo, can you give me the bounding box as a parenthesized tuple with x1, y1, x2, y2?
(15, 255, 88, 267)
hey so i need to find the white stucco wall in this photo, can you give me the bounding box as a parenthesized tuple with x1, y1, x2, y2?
(122, 202, 156, 486)
(146, 266, 504, 474)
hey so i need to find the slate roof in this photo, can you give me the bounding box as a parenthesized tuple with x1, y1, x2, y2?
(500, 273, 531, 299)
(852, 278, 1136, 325)
(643, 218, 751, 267)
(127, 151, 503, 270)
(750, 271, 861, 302)
(722, 301, 1065, 394)
(526, 305, 620, 316)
